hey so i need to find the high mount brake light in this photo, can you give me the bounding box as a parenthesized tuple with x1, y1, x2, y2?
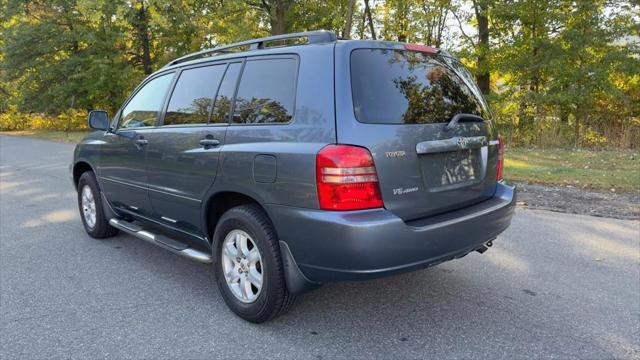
(316, 145, 384, 211)
(404, 43, 438, 54)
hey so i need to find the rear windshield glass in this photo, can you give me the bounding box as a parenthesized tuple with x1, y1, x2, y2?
(350, 49, 488, 125)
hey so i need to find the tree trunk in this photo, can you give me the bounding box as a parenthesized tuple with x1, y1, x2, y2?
(574, 114, 580, 148)
(364, 0, 376, 40)
(343, 0, 356, 39)
(574, 105, 582, 148)
(357, 6, 367, 38)
(434, 7, 448, 47)
(559, 85, 569, 124)
(518, 93, 531, 131)
(424, 2, 449, 47)
(134, 0, 152, 75)
(473, 0, 490, 95)
(269, 0, 287, 35)
(396, 0, 408, 42)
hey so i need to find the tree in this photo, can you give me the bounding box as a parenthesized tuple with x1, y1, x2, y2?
(127, 0, 153, 74)
(364, 0, 376, 39)
(419, 0, 451, 47)
(246, 0, 293, 35)
(382, 0, 411, 42)
(550, 0, 639, 147)
(1, 0, 137, 113)
(381, 0, 451, 44)
(343, 0, 356, 38)
(472, 0, 490, 94)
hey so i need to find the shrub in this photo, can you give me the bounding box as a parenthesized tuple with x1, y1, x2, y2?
(0, 107, 88, 131)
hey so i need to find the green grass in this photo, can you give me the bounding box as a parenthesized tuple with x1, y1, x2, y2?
(0, 130, 89, 143)
(505, 148, 640, 193)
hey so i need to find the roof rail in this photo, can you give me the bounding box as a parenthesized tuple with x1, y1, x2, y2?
(163, 30, 337, 68)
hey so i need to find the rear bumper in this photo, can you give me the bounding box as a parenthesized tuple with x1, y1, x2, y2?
(267, 182, 516, 283)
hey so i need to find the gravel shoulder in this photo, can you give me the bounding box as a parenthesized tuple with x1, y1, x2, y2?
(515, 182, 640, 220)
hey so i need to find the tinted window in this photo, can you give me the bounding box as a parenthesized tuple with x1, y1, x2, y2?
(232, 58, 296, 124)
(120, 73, 173, 129)
(164, 65, 225, 126)
(441, 56, 492, 118)
(211, 62, 241, 124)
(350, 49, 486, 124)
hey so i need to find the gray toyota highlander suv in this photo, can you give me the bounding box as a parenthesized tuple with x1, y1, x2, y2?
(71, 30, 516, 323)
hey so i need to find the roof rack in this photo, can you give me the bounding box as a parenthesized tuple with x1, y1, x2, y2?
(164, 30, 337, 68)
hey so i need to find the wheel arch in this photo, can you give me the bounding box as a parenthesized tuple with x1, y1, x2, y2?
(203, 190, 320, 295)
(72, 161, 96, 190)
(203, 191, 275, 245)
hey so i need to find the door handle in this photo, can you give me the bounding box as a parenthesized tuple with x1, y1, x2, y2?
(135, 138, 148, 146)
(199, 138, 220, 147)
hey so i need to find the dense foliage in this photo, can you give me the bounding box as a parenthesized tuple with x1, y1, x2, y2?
(1, 0, 638, 148)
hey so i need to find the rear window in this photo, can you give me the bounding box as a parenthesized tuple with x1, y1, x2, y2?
(350, 49, 487, 125)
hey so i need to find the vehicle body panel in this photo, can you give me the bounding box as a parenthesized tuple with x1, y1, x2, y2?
(268, 182, 515, 282)
(143, 126, 226, 236)
(98, 129, 154, 217)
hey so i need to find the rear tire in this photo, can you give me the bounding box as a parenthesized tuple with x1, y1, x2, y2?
(213, 204, 295, 323)
(77, 171, 118, 239)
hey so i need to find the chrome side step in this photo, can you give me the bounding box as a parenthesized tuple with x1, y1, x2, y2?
(109, 218, 212, 264)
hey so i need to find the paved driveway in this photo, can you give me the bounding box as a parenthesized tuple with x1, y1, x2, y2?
(1, 135, 639, 359)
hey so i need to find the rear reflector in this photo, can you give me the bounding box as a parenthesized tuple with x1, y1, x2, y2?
(496, 135, 504, 180)
(404, 43, 438, 54)
(316, 145, 383, 211)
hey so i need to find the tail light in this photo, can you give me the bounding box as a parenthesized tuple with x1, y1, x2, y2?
(496, 135, 504, 180)
(316, 145, 383, 211)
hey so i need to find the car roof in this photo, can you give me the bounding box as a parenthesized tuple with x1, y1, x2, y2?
(150, 31, 450, 79)
(161, 30, 335, 70)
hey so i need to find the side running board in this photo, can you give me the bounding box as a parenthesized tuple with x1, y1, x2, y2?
(109, 218, 212, 264)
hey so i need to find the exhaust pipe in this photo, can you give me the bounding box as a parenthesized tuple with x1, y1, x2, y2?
(475, 239, 494, 254)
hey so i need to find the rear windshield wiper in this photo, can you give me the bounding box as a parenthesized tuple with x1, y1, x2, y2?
(446, 113, 484, 131)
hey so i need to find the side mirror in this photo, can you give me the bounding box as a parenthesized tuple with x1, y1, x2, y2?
(88, 110, 110, 131)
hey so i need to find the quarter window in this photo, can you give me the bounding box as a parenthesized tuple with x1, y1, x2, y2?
(119, 73, 173, 129)
(164, 65, 226, 126)
(232, 58, 296, 124)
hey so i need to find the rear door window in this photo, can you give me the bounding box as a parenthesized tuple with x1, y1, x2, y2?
(211, 62, 242, 124)
(164, 64, 226, 126)
(232, 58, 297, 124)
(350, 49, 486, 125)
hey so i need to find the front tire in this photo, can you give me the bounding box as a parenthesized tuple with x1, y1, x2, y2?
(213, 205, 295, 323)
(77, 171, 118, 239)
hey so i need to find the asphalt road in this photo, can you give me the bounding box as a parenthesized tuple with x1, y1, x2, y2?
(1, 135, 639, 359)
